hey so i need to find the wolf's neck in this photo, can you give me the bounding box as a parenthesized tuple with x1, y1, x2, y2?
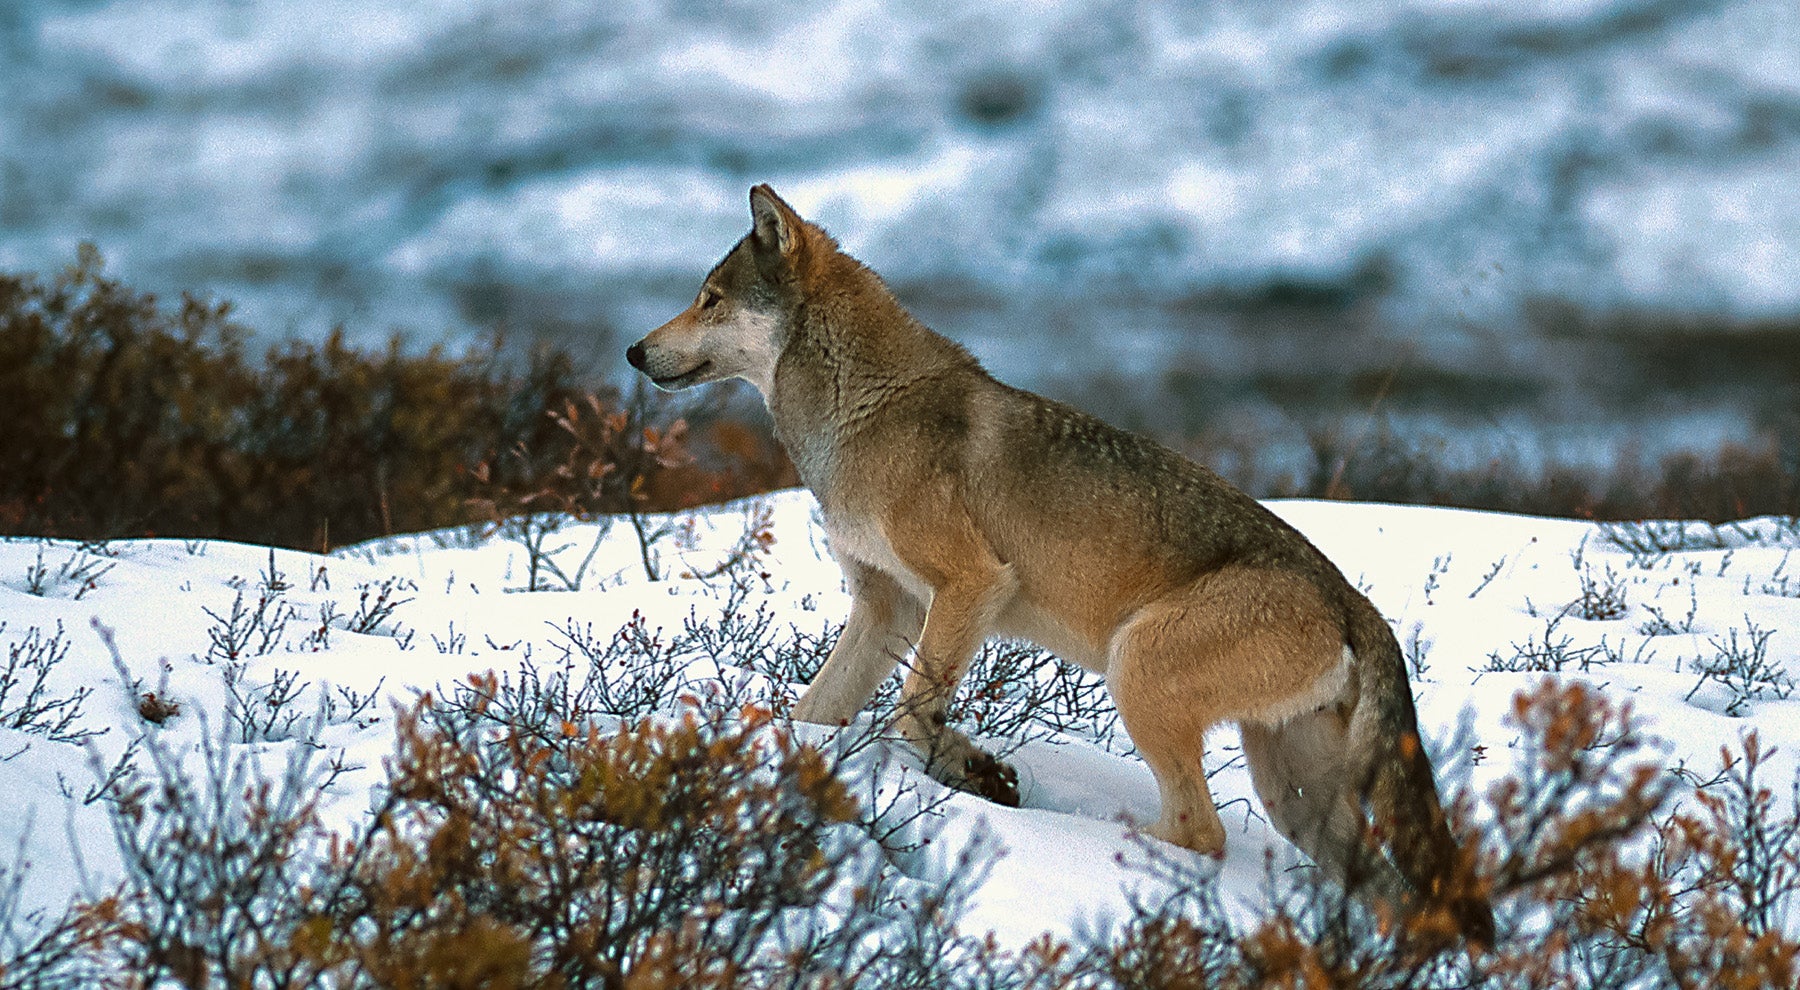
(767, 287, 970, 492)
(803, 308, 965, 406)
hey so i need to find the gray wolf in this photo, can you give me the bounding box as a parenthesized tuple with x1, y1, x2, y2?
(626, 185, 1492, 945)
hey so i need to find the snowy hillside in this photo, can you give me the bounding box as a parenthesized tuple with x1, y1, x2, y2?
(3, 0, 1797, 345)
(2, 492, 1796, 959)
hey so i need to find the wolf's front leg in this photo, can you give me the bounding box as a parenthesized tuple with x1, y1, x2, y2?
(895, 560, 1022, 807)
(792, 564, 922, 725)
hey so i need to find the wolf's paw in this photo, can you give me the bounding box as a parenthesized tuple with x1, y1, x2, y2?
(912, 727, 1022, 806)
(958, 751, 1021, 807)
(1147, 814, 1227, 860)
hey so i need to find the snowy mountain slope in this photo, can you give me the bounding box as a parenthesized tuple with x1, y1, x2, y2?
(3, 0, 1797, 341)
(1, 492, 1796, 950)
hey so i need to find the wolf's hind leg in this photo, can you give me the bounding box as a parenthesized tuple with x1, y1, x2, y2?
(792, 565, 923, 725)
(1109, 567, 1349, 858)
(1131, 723, 1230, 857)
(1107, 642, 1229, 856)
(1240, 710, 1408, 903)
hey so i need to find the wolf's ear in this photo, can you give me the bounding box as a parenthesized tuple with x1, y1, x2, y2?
(749, 184, 803, 261)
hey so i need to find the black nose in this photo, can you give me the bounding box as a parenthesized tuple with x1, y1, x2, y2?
(625, 342, 646, 369)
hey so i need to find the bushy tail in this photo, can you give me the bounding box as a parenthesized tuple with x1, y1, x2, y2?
(1345, 600, 1495, 949)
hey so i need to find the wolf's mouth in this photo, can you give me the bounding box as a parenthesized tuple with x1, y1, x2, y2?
(653, 360, 714, 389)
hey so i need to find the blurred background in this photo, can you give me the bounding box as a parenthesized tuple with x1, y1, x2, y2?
(2, 0, 1796, 497)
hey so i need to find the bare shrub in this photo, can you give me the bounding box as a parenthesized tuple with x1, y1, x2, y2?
(1479, 616, 1604, 674)
(0, 623, 100, 744)
(221, 665, 313, 744)
(343, 577, 413, 635)
(1599, 519, 1735, 555)
(1565, 540, 1631, 621)
(1686, 618, 1793, 717)
(94, 722, 351, 989)
(1572, 564, 1630, 621)
(947, 641, 1124, 751)
(1680, 733, 1800, 947)
(17, 546, 114, 601)
(200, 588, 294, 664)
(539, 611, 693, 720)
(1640, 584, 1698, 635)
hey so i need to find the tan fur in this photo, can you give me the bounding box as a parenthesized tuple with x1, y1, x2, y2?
(627, 185, 1493, 946)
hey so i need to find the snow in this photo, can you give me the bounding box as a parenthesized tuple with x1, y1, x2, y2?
(1584, 159, 1800, 314)
(2, 492, 1797, 947)
(6, 0, 1800, 339)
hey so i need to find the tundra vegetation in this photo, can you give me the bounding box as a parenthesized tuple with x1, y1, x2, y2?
(0, 256, 1796, 986)
(0, 613, 1796, 987)
(1, 252, 1794, 553)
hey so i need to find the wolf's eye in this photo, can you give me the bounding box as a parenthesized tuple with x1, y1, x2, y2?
(698, 289, 722, 310)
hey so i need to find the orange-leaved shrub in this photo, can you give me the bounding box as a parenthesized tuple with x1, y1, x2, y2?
(1082, 680, 1799, 989)
(19, 666, 1031, 989)
(0, 249, 794, 550)
(3, 666, 1797, 988)
(5, 250, 1795, 548)
(308, 700, 864, 988)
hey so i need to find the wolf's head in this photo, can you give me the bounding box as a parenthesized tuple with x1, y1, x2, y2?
(626, 185, 818, 396)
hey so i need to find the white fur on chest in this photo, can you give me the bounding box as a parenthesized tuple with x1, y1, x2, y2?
(819, 509, 932, 601)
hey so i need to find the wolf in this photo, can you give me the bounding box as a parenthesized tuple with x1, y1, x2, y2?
(627, 185, 1493, 945)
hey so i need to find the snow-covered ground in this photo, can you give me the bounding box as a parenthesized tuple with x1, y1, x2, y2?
(2, 492, 1796, 948)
